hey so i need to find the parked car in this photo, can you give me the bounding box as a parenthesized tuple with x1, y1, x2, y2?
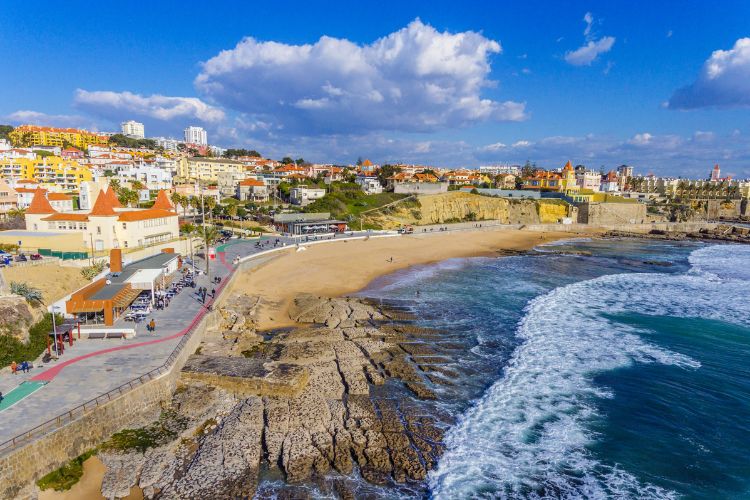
(14, 254, 27, 262)
(30, 253, 43, 261)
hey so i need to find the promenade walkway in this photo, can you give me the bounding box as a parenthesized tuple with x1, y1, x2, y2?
(0, 231, 378, 449)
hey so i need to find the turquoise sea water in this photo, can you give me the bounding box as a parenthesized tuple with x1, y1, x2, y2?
(358, 239, 750, 499)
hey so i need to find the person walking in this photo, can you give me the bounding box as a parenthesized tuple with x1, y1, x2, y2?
(149, 319, 156, 333)
(10, 361, 17, 375)
(211, 288, 216, 298)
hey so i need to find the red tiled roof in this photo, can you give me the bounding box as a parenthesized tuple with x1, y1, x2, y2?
(118, 209, 176, 222)
(104, 187, 123, 208)
(41, 213, 89, 222)
(239, 179, 265, 187)
(89, 189, 117, 216)
(47, 193, 72, 201)
(151, 190, 174, 210)
(25, 188, 56, 214)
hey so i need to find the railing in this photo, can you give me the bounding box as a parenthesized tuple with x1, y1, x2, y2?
(0, 262, 224, 458)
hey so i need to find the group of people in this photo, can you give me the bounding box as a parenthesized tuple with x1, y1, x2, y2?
(196, 286, 215, 304)
(9, 360, 32, 374)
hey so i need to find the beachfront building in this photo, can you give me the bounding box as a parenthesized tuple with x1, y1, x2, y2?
(23, 187, 179, 252)
(273, 212, 348, 235)
(178, 157, 244, 182)
(289, 185, 326, 206)
(66, 249, 181, 326)
(9, 125, 109, 149)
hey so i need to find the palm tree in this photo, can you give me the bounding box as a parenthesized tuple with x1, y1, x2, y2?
(108, 178, 121, 192)
(201, 225, 220, 275)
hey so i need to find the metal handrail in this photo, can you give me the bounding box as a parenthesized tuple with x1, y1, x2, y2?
(0, 257, 233, 458)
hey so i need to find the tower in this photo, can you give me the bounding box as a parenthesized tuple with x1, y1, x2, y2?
(711, 164, 720, 182)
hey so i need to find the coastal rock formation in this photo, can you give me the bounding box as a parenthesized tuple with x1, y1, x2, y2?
(606, 224, 750, 244)
(96, 294, 451, 498)
(366, 191, 570, 228)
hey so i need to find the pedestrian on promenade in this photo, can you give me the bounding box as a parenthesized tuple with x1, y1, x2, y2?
(10, 361, 17, 375)
(211, 288, 216, 298)
(149, 319, 156, 333)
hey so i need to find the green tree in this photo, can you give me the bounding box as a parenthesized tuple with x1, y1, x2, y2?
(377, 164, 402, 188)
(10, 281, 44, 305)
(0, 124, 13, 141)
(281, 157, 294, 165)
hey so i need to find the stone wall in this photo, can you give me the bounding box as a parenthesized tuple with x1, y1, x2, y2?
(577, 202, 648, 225)
(0, 298, 218, 500)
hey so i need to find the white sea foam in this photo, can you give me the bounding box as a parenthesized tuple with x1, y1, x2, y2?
(429, 245, 750, 499)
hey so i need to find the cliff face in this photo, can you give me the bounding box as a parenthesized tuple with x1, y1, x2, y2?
(369, 192, 569, 228)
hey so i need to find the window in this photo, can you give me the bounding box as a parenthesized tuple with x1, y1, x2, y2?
(96, 226, 101, 235)
(122, 223, 127, 229)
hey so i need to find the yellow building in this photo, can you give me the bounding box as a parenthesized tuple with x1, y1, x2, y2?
(0, 156, 93, 190)
(560, 161, 579, 195)
(9, 125, 109, 149)
(178, 157, 245, 182)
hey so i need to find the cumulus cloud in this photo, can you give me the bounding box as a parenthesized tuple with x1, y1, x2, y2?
(195, 19, 526, 135)
(4, 110, 99, 130)
(668, 38, 750, 109)
(565, 12, 615, 66)
(74, 89, 225, 123)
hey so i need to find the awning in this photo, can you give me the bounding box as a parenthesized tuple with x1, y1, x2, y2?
(113, 288, 142, 308)
(70, 303, 104, 313)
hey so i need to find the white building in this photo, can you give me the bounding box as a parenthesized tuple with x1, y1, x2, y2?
(289, 185, 326, 206)
(183, 126, 207, 146)
(355, 176, 383, 194)
(479, 165, 521, 176)
(153, 137, 182, 151)
(121, 120, 145, 139)
(116, 163, 173, 190)
(575, 169, 602, 191)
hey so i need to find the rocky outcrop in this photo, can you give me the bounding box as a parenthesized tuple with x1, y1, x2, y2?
(0, 295, 35, 343)
(606, 223, 750, 244)
(96, 295, 454, 499)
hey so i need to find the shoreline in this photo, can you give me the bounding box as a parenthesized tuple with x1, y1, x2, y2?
(229, 228, 600, 331)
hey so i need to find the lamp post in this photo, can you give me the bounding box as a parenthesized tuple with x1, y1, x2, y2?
(50, 305, 60, 357)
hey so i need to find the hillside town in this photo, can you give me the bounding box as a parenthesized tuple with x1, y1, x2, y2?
(0, 122, 748, 256)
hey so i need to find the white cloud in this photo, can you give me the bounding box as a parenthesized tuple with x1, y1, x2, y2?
(668, 38, 750, 109)
(565, 37, 615, 66)
(629, 132, 653, 145)
(565, 12, 615, 66)
(195, 19, 526, 135)
(667, 30, 673, 38)
(4, 110, 98, 130)
(74, 89, 225, 123)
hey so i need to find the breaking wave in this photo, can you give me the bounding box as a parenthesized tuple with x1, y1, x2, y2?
(429, 245, 750, 499)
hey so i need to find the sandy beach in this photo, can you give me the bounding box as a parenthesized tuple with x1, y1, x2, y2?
(230, 228, 597, 330)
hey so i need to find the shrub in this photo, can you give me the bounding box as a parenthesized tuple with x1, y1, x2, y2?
(0, 313, 61, 367)
(0, 243, 19, 252)
(37, 449, 97, 491)
(10, 281, 43, 305)
(81, 261, 105, 280)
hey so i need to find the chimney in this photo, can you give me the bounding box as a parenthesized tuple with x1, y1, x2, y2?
(110, 249, 122, 273)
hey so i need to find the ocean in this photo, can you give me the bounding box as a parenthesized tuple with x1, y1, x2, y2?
(358, 238, 750, 499)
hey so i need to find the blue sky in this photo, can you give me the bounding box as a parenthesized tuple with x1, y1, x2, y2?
(2, 0, 750, 176)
